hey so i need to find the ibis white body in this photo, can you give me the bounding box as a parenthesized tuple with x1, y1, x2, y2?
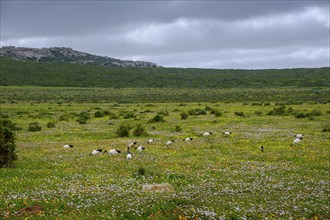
(293, 138, 302, 144)
(202, 132, 212, 136)
(166, 140, 174, 146)
(126, 153, 132, 160)
(184, 137, 193, 142)
(223, 131, 232, 136)
(90, 149, 102, 156)
(135, 146, 145, 152)
(295, 134, 304, 139)
(63, 144, 73, 148)
(104, 149, 121, 155)
(147, 139, 154, 144)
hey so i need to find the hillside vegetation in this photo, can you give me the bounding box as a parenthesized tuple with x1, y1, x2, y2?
(1, 57, 329, 88)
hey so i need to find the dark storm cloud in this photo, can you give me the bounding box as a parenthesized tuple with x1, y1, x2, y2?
(1, 0, 329, 69)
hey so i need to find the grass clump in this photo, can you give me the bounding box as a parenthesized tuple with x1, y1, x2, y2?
(115, 124, 132, 137)
(133, 124, 147, 137)
(27, 122, 42, 132)
(149, 114, 165, 123)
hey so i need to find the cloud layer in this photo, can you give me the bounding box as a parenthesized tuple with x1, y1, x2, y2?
(1, 1, 329, 69)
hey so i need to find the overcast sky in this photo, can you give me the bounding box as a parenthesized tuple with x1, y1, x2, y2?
(1, 0, 329, 69)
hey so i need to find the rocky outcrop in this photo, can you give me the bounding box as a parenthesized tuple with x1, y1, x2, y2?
(0, 46, 157, 67)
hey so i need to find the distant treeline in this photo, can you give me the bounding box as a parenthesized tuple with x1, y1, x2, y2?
(0, 56, 329, 88)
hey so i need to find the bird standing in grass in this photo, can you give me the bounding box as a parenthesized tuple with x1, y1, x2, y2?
(63, 144, 73, 148)
(103, 149, 121, 155)
(183, 137, 193, 142)
(135, 146, 145, 152)
(223, 131, 232, 136)
(147, 139, 154, 144)
(166, 140, 174, 146)
(90, 149, 102, 156)
(126, 147, 132, 160)
(202, 132, 212, 136)
(260, 146, 264, 152)
(293, 138, 302, 145)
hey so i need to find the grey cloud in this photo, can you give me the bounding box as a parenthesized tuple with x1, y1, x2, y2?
(1, 0, 329, 69)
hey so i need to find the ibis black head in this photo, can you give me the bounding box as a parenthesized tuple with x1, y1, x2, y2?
(69, 144, 73, 148)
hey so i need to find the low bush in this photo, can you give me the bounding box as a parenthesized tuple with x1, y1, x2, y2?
(28, 122, 41, 132)
(188, 108, 207, 116)
(133, 124, 147, 137)
(116, 124, 132, 137)
(149, 114, 165, 123)
(180, 112, 188, 120)
(47, 122, 56, 128)
(0, 119, 17, 168)
(235, 111, 245, 117)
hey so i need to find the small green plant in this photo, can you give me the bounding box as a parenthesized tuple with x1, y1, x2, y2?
(108, 112, 119, 120)
(149, 114, 165, 123)
(133, 124, 147, 137)
(122, 111, 135, 119)
(188, 108, 207, 116)
(47, 122, 56, 128)
(115, 124, 132, 137)
(174, 125, 182, 132)
(28, 122, 42, 132)
(0, 119, 17, 168)
(235, 111, 245, 117)
(94, 111, 105, 118)
(138, 167, 146, 176)
(322, 124, 330, 132)
(76, 111, 91, 124)
(180, 112, 188, 120)
(267, 106, 287, 116)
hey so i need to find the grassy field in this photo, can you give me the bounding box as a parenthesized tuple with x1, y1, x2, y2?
(1, 99, 329, 219)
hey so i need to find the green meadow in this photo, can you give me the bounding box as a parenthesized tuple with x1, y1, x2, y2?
(0, 86, 329, 219)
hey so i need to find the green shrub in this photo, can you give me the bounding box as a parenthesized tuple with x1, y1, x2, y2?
(0, 119, 21, 131)
(47, 122, 56, 128)
(0, 119, 17, 168)
(149, 114, 165, 123)
(213, 110, 223, 117)
(116, 124, 132, 137)
(108, 113, 119, 120)
(235, 111, 245, 117)
(94, 111, 105, 118)
(188, 108, 207, 116)
(180, 112, 188, 120)
(76, 111, 91, 124)
(309, 109, 322, 116)
(174, 125, 182, 132)
(295, 112, 308, 118)
(322, 125, 330, 132)
(133, 124, 147, 137)
(267, 106, 287, 116)
(28, 122, 42, 132)
(122, 111, 135, 119)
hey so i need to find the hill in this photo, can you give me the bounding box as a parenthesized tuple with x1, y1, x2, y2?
(0, 56, 329, 88)
(0, 46, 157, 67)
